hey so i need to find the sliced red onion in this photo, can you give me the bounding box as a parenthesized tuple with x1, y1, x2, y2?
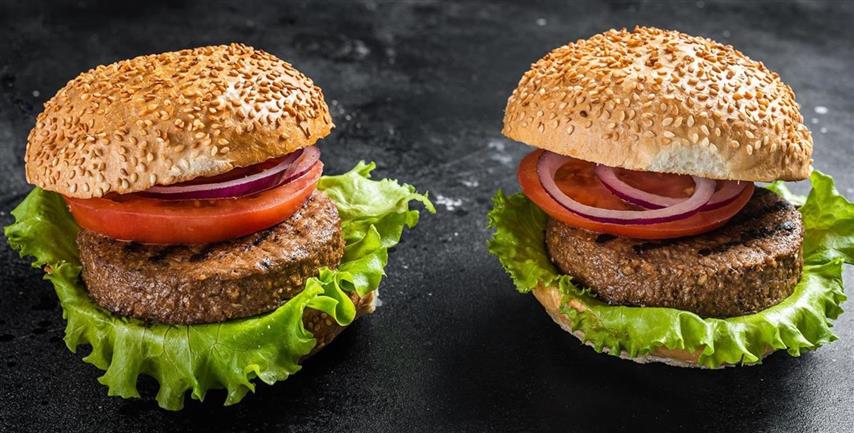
(144, 146, 320, 200)
(537, 151, 715, 224)
(276, 146, 321, 186)
(594, 165, 748, 211)
(700, 180, 749, 211)
(594, 165, 683, 209)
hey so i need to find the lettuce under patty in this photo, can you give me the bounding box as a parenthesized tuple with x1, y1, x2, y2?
(488, 170, 853, 367)
(5, 161, 433, 410)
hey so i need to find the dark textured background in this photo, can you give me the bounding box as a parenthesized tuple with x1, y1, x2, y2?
(1, 1, 853, 432)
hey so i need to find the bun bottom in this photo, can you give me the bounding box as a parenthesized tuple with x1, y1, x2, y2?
(532, 285, 770, 368)
(303, 289, 377, 359)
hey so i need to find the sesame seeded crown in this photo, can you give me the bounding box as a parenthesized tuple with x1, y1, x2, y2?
(502, 27, 812, 182)
(26, 43, 333, 198)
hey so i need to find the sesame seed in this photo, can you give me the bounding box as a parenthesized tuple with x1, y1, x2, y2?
(25, 43, 333, 197)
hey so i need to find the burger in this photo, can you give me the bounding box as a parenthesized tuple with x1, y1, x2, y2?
(5, 44, 432, 409)
(489, 27, 854, 367)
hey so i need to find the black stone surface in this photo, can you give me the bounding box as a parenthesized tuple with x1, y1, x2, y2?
(1, 1, 853, 432)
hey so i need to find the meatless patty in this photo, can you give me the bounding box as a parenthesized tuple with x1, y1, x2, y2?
(78, 190, 344, 324)
(545, 188, 803, 317)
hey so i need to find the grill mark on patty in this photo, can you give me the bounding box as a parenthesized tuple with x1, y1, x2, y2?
(595, 234, 616, 243)
(741, 220, 797, 242)
(629, 190, 796, 257)
(124, 242, 143, 253)
(244, 227, 275, 251)
(148, 245, 181, 263)
(727, 196, 789, 226)
(698, 221, 797, 256)
(189, 242, 224, 262)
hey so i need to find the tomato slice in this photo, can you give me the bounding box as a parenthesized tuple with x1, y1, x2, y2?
(517, 150, 754, 239)
(65, 162, 323, 244)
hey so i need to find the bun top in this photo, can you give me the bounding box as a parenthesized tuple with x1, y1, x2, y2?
(26, 43, 333, 198)
(502, 27, 812, 181)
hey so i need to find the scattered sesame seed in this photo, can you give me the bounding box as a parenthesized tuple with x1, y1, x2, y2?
(502, 27, 812, 180)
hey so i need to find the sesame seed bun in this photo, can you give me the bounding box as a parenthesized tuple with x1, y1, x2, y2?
(26, 43, 333, 198)
(531, 284, 772, 368)
(502, 27, 812, 182)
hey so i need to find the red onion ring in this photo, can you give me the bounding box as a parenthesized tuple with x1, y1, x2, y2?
(700, 180, 749, 211)
(144, 146, 320, 200)
(537, 151, 715, 224)
(594, 165, 683, 208)
(276, 146, 321, 186)
(594, 165, 748, 211)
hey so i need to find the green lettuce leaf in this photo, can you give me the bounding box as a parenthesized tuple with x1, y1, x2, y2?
(488, 170, 852, 368)
(5, 161, 432, 410)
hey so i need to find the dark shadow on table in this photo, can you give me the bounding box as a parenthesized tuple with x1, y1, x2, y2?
(427, 273, 818, 433)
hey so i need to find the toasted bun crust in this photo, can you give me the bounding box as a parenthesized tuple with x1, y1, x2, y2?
(502, 27, 812, 182)
(531, 284, 771, 368)
(304, 290, 377, 359)
(26, 43, 333, 198)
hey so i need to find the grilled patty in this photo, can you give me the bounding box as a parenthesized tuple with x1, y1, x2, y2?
(545, 188, 804, 317)
(78, 190, 344, 325)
